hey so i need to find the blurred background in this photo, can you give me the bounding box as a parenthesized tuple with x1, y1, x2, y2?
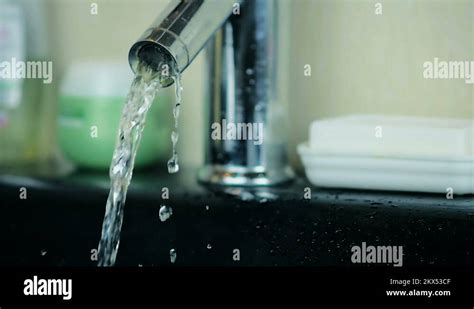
(0, 0, 472, 173)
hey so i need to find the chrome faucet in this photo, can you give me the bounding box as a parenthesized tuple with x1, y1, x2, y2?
(129, 0, 294, 186)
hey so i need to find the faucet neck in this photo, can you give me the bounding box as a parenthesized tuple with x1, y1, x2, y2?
(198, 0, 294, 186)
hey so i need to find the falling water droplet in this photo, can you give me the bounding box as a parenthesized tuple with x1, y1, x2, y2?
(171, 131, 179, 144)
(170, 249, 177, 263)
(167, 156, 179, 173)
(207, 244, 212, 250)
(40, 250, 47, 256)
(205, 205, 209, 211)
(159, 205, 173, 222)
(173, 104, 180, 126)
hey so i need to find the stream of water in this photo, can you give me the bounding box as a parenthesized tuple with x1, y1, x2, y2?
(167, 75, 182, 174)
(97, 60, 181, 266)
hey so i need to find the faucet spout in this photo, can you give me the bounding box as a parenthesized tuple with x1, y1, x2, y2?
(129, 0, 239, 84)
(130, 0, 294, 186)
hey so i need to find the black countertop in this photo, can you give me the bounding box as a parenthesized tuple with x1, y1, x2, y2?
(0, 165, 472, 267)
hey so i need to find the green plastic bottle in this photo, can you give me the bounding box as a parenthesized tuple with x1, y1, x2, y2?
(58, 62, 171, 170)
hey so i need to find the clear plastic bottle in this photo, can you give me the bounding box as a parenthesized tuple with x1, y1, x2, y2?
(0, 0, 50, 167)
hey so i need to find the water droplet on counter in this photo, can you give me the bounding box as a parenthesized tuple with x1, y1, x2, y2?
(159, 205, 173, 222)
(255, 191, 278, 202)
(224, 188, 255, 201)
(240, 191, 255, 201)
(170, 249, 177, 263)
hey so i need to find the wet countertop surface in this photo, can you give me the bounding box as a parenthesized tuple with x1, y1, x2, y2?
(0, 165, 472, 267)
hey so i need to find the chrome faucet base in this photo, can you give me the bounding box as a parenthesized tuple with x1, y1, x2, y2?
(198, 165, 294, 186)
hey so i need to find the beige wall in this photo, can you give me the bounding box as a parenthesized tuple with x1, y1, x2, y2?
(288, 0, 473, 168)
(45, 0, 473, 170)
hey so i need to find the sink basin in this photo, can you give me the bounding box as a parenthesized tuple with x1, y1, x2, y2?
(0, 166, 472, 267)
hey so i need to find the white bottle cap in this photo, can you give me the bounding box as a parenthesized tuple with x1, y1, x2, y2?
(61, 61, 134, 98)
